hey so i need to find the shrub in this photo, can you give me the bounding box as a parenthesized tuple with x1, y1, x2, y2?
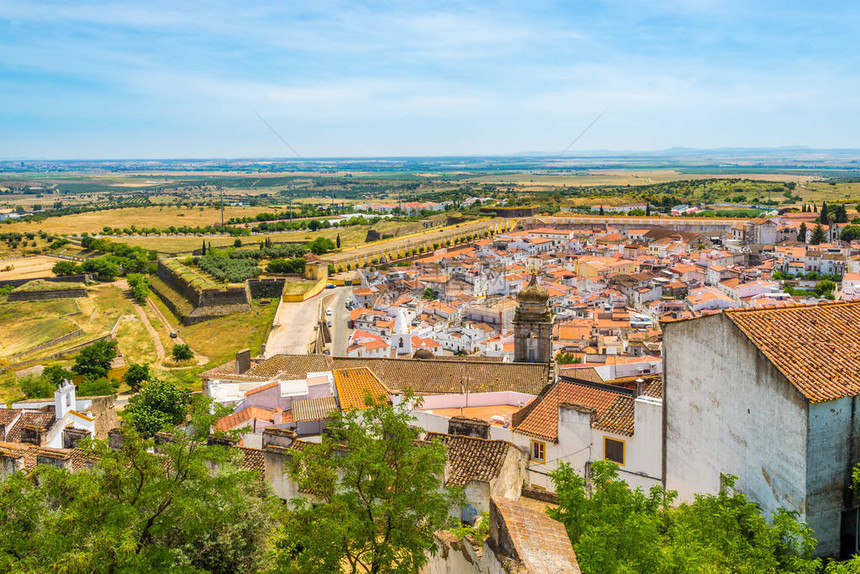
(172, 344, 194, 361)
(266, 258, 305, 274)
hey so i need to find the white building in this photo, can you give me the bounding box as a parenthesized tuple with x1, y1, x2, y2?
(663, 302, 860, 558)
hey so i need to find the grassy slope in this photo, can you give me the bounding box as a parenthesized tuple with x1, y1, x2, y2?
(0, 298, 80, 358)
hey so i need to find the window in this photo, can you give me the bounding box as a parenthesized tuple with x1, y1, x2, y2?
(530, 440, 545, 463)
(604, 437, 625, 465)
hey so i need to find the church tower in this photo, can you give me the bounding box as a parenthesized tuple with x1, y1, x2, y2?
(514, 273, 552, 363)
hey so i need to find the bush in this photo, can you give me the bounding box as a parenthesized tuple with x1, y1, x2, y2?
(19, 374, 55, 399)
(78, 377, 118, 396)
(172, 344, 194, 361)
(306, 237, 336, 255)
(266, 258, 306, 274)
(123, 363, 151, 393)
(52, 260, 80, 276)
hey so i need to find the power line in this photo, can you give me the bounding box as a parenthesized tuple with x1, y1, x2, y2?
(249, 108, 304, 160)
(558, 108, 609, 156)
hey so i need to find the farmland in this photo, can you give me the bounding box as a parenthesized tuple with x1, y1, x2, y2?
(0, 256, 59, 279)
(0, 204, 281, 235)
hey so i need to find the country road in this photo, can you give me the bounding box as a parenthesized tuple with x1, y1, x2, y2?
(264, 287, 350, 357)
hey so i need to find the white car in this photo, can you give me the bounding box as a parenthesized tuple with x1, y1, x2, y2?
(326, 308, 333, 316)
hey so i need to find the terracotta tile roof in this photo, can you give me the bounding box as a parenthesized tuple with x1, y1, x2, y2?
(491, 497, 581, 573)
(427, 433, 512, 487)
(334, 367, 390, 410)
(244, 381, 279, 396)
(6, 411, 55, 443)
(235, 446, 265, 474)
(214, 406, 276, 432)
(239, 355, 552, 396)
(293, 396, 339, 422)
(725, 301, 860, 403)
(0, 409, 22, 425)
(0, 441, 96, 472)
(592, 395, 635, 436)
(514, 381, 623, 441)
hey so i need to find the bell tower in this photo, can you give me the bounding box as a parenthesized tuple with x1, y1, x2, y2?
(513, 273, 552, 363)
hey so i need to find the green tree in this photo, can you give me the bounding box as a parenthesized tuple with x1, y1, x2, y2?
(810, 223, 827, 245)
(336, 234, 341, 248)
(305, 237, 336, 255)
(840, 225, 860, 242)
(82, 256, 120, 280)
(798, 222, 808, 243)
(172, 343, 194, 362)
(123, 363, 151, 393)
(422, 287, 435, 300)
(127, 272, 150, 304)
(815, 280, 837, 298)
(234, 238, 243, 248)
(51, 260, 80, 276)
(0, 398, 277, 572)
(122, 378, 192, 438)
(548, 461, 819, 573)
(18, 374, 55, 399)
(820, 201, 830, 224)
(273, 396, 460, 574)
(42, 365, 73, 387)
(365, 228, 381, 242)
(73, 339, 118, 380)
(555, 352, 582, 365)
(835, 204, 849, 223)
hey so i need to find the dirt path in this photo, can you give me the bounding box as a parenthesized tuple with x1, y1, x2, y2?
(145, 297, 210, 365)
(134, 303, 165, 362)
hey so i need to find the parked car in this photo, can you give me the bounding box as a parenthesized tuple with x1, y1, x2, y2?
(326, 320, 333, 328)
(326, 308, 333, 316)
(169, 332, 178, 339)
(326, 283, 335, 289)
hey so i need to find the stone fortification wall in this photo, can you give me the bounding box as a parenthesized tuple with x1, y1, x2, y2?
(248, 277, 286, 299)
(8, 288, 87, 301)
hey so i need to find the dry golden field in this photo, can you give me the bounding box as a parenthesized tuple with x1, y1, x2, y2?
(0, 205, 285, 235)
(0, 256, 58, 279)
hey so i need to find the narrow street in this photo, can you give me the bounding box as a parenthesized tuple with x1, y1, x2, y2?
(265, 287, 350, 357)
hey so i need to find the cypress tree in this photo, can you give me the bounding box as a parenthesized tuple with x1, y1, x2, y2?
(820, 201, 830, 225)
(201, 240, 206, 255)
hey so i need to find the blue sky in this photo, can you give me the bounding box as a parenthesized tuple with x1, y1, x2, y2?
(1, 1, 858, 158)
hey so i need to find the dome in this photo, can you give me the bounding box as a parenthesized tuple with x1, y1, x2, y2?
(518, 273, 549, 303)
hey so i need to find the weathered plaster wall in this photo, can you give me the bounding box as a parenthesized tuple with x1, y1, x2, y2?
(806, 397, 860, 557)
(664, 314, 809, 516)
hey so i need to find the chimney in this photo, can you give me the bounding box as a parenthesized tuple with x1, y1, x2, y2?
(63, 426, 91, 449)
(0, 449, 24, 477)
(35, 450, 73, 471)
(272, 408, 283, 425)
(262, 427, 296, 449)
(236, 348, 251, 375)
(447, 417, 490, 439)
(634, 377, 645, 397)
(21, 424, 48, 446)
(325, 353, 334, 369)
(108, 427, 124, 450)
